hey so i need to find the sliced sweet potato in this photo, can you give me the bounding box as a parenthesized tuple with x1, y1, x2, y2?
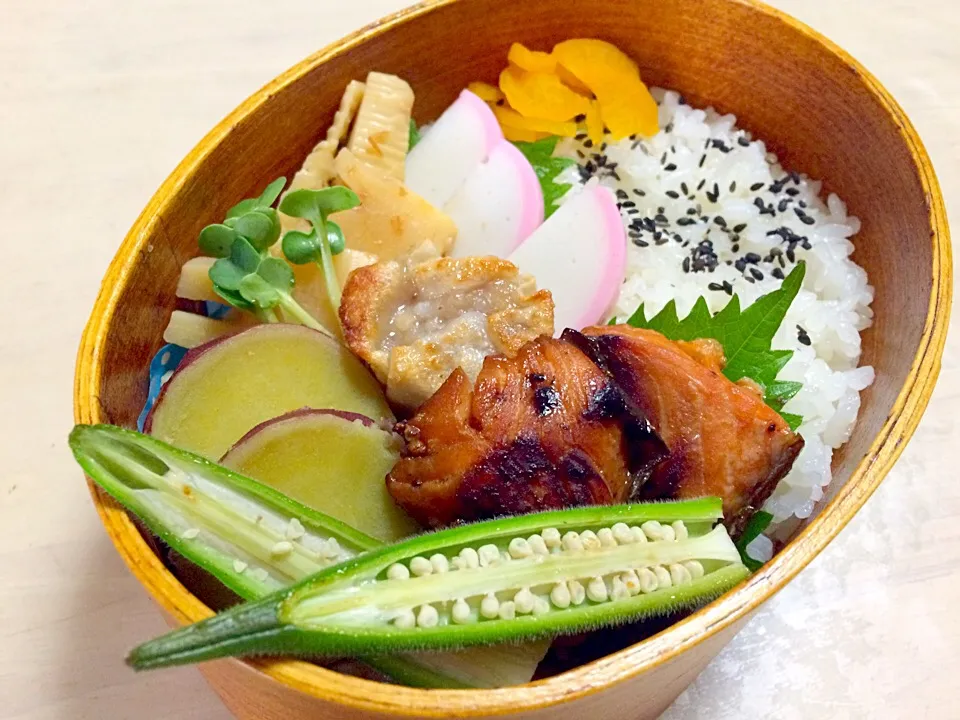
(221, 409, 417, 541)
(146, 324, 392, 460)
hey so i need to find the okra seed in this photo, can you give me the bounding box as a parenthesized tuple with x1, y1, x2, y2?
(233, 559, 248, 573)
(641, 521, 665, 541)
(271, 540, 294, 556)
(498, 601, 516, 620)
(394, 609, 416, 629)
(430, 553, 449, 574)
(610, 576, 629, 601)
(182, 528, 200, 540)
(416, 605, 439, 628)
(630, 526, 648, 543)
(654, 566, 672, 588)
(561, 532, 584, 552)
(410, 556, 433, 576)
(550, 582, 572, 609)
(480, 593, 500, 619)
(532, 597, 551, 616)
(285, 518, 305, 540)
(684, 560, 705, 579)
(597, 527, 617, 547)
(612, 523, 634, 544)
(542, 527, 562, 549)
(508, 538, 533, 559)
(387, 563, 411, 580)
(669, 563, 692, 586)
(620, 570, 641, 595)
(478, 544, 501, 567)
(660, 524, 677, 542)
(514, 588, 536, 614)
(459, 547, 480, 569)
(451, 599, 471, 624)
(587, 577, 609, 602)
(568, 580, 586, 605)
(580, 530, 602, 551)
(637, 568, 658, 593)
(672, 521, 689, 541)
(451, 556, 464, 571)
(527, 534, 549, 556)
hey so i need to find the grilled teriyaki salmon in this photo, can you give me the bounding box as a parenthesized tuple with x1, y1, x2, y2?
(386, 336, 667, 528)
(569, 326, 804, 534)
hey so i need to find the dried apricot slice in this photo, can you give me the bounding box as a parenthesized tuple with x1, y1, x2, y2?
(499, 66, 590, 122)
(467, 81, 504, 103)
(507, 42, 557, 74)
(493, 105, 578, 137)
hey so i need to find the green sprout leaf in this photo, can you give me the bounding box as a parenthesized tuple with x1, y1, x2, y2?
(225, 197, 260, 220)
(512, 136, 576, 219)
(230, 236, 261, 274)
(256, 257, 294, 292)
(258, 177, 287, 208)
(409, 119, 422, 150)
(198, 224, 237, 258)
(626, 263, 806, 423)
(229, 211, 277, 252)
(281, 228, 321, 265)
(209, 257, 247, 292)
(211, 284, 253, 310)
(279, 187, 361, 222)
(238, 273, 280, 308)
(327, 221, 346, 255)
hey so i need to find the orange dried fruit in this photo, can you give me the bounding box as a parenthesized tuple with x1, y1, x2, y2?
(467, 81, 504, 103)
(585, 99, 604, 145)
(552, 38, 659, 138)
(507, 42, 557, 74)
(555, 63, 594, 96)
(493, 105, 578, 137)
(498, 65, 591, 122)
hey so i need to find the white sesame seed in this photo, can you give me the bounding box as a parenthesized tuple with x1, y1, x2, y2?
(430, 553, 449, 574)
(271, 540, 294, 556)
(587, 577, 609, 602)
(233, 559, 248, 574)
(508, 537, 533, 559)
(410, 556, 433, 576)
(480, 593, 500, 619)
(542, 528, 562, 549)
(387, 563, 410, 580)
(416, 605, 439, 628)
(452, 599, 471, 624)
(285, 518, 306, 540)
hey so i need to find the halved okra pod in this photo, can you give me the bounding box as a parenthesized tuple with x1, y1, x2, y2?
(126, 497, 749, 670)
(69, 423, 548, 688)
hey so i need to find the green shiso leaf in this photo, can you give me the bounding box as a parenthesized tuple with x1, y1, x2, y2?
(512, 136, 576, 219)
(626, 262, 806, 420)
(408, 119, 422, 150)
(735, 510, 774, 571)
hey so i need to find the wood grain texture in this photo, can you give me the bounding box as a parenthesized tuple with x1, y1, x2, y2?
(2, 0, 957, 718)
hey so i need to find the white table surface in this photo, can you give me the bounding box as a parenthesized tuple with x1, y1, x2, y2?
(1, 1, 957, 718)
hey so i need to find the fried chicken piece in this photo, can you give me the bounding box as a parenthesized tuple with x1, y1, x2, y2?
(570, 326, 804, 534)
(340, 255, 554, 411)
(387, 336, 665, 528)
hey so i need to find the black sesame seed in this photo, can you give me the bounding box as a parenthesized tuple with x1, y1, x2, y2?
(699, 154, 707, 168)
(714, 216, 727, 227)
(666, 190, 680, 199)
(632, 188, 646, 197)
(670, 145, 676, 154)
(722, 280, 734, 294)
(574, 113, 587, 123)
(576, 150, 586, 159)
(797, 325, 812, 346)
(795, 208, 816, 225)
(786, 187, 800, 197)
(786, 247, 796, 263)
(632, 237, 649, 248)
(583, 139, 594, 149)
(610, 171, 622, 182)
(616, 189, 629, 200)
(660, 152, 667, 164)
(738, 136, 751, 147)
(664, 163, 678, 172)
(621, 200, 637, 209)
(745, 275, 756, 284)
(680, 182, 689, 195)
(697, 179, 707, 191)
(750, 182, 765, 191)
(729, 181, 737, 192)
(733, 223, 747, 233)
(744, 252, 761, 263)
(658, 207, 666, 214)
(627, 208, 639, 215)
(750, 267, 764, 281)
(677, 217, 696, 226)
(682, 257, 691, 273)
(631, 140, 642, 150)
(731, 243, 740, 253)
(778, 199, 790, 213)
(708, 282, 724, 291)
(686, 207, 698, 216)
(772, 267, 785, 280)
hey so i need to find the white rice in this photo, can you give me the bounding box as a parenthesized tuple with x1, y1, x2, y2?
(556, 88, 875, 531)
